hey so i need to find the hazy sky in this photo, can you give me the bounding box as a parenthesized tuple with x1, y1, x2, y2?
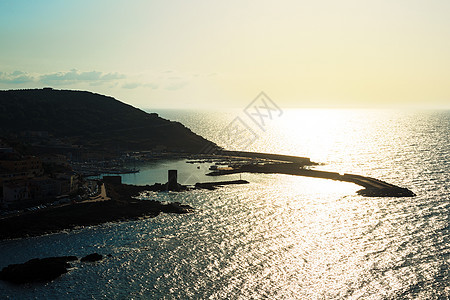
(1, 0, 449, 109)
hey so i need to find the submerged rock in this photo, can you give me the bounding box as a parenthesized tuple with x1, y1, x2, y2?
(0, 256, 77, 284)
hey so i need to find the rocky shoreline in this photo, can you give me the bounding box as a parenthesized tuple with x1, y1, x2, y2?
(0, 183, 194, 240)
(0, 179, 250, 241)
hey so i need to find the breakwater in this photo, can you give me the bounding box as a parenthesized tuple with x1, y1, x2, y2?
(207, 161, 416, 197)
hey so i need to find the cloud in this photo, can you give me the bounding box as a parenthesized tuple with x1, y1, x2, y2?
(100, 72, 126, 80)
(122, 82, 141, 89)
(0, 71, 35, 84)
(0, 69, 200, 92)
(39, 69, 126, 85)
(0, 69, 127, 86)
(122, 82, 159, 89)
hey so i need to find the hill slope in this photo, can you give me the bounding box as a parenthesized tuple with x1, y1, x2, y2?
(0, 89, 216, 153)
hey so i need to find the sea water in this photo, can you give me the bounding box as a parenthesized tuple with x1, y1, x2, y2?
(0, 109, 448, 299)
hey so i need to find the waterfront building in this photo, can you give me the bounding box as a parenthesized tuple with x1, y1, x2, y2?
(1, 182, 30, 207)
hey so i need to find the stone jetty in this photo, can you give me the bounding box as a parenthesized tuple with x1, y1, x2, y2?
(206, 155, 415, 198)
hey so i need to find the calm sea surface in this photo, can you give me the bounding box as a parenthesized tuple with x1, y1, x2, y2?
(1, 109, 449, 299)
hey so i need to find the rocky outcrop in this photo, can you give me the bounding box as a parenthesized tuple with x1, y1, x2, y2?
(161, 202, 195, 214)
(80, 253, 103, 262)
(0, 256, 77, 284)
(0, 253, 109, 284)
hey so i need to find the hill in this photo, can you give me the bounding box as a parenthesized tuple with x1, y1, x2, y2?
(0, 89, 216, 153)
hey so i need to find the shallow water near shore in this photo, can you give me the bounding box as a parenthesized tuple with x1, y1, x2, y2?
(1, 109, 449, 299)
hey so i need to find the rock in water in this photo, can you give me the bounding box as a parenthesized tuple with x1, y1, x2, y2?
(81, 253, 103, 262)
(161, 202, 194, 214)
(0, 256, 77, 284)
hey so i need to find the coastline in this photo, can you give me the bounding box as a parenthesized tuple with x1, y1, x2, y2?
(0, 185, 193, 241)
(0, 150, 416, 240)
(0, 179, 249, 241)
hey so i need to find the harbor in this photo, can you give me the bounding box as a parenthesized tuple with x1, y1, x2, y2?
(90, 151, 416, 198)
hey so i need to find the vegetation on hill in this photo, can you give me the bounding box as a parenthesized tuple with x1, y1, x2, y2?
(0, 89, 216, 153)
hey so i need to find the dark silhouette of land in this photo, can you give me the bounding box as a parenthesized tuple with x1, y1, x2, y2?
(0, 88, 216, 153)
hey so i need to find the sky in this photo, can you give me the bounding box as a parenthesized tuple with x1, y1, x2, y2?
(1, 0, 450, 109)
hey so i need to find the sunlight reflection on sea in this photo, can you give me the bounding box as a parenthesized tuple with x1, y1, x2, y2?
(0, 109, 448, 299)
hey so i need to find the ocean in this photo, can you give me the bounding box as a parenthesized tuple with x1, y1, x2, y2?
(0, 109, 449, 299)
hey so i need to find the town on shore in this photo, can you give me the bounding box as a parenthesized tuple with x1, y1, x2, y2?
(0, 134, 192, 217)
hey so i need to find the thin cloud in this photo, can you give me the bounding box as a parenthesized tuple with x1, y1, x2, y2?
(122, 82, 141, 89)
(0, 71, 35, 84)
(39, 69, 126, 85)
(122, 82, 158, 89)
(0, 69, 198, 92)
(0, 69, 126, 86)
